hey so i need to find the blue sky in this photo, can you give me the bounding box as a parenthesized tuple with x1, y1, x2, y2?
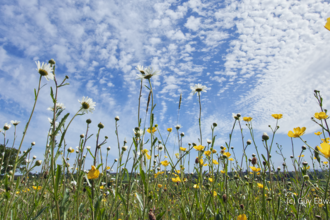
(0, 0, 330, 172)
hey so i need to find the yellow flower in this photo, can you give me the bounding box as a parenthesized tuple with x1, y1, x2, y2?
(141, 149, 149, 154)
(208, 178, 213, 182)
(325, 17, 330, 31)
(212, 149, 217, 153)
(194, 145, 205, 151)
(175, 153, 180, 159)
(271, 114, 283, 119)
(314, 112, 328, 120)
(16, 191, 19, 195)
(199, 158, 208, 167)
(223, 152, 231, 157)
(160, 160, 170, 167)
(213, 159, 219, 165)
(167, 128, 172, 132)
(157, 184, 162, 188)
(257, 183, 264, 188)
(172, 176, 181, 183)
(314, 131, 322, 136)
(68, 148, 74, 153)
(165, 156, 168, 158)
(180, 147, 186, 151)
(100, 186, 104, 189)
(324, 161, 329, 165)
(146, 153, 151, 160)
(298, 155, 304, 158)
(243, 117, 252, 122)
(237, 214, 247, 220)
(256, 172, 260, 175)
(176, 170, 181, 174)
(106, 166, 110, 170)
(32, 186, 42, 190)
(193, 184, 199, 189)
(204, 150, 211, 156)
(288, 127, 306, 138)
(154, 171, 164, 178)
(229, 158, 234, 161)
(147, 127, 157, 133)
(220, 170, 225, 174)
(213, 191, 217, 196)
(87, 165, 100, 179)
(322, 138, 330, 143)
(317, 142, 330, 159)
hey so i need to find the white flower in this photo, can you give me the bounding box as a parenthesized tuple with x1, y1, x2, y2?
(190, 84, 209, 96)
(33, 155, 37, 159)
(101, 182, 106, 185)
(47, 103, 66, 112)
(158, 145, 164, 151)
(136, 65, 145, 74)
(36, 61, 54, 81)
(71, 180, 77, 185)
(48, 118, 59, 128)
(10, 120, 20, 126)
(133, 129, 144, 137)
(207, 139, 212, 144)
(86, 146, 91, 150)
(175, 124, 181, 130)
(136, 66, 159, 80)
(79, 96, 96, 114)
(3, 123, 11, 130)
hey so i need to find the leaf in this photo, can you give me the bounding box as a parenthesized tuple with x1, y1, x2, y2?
(34, 88, 37, 100)
(50, 87, 55, 103)
(54, 164, 62, 198)
(31, 207, 48, 220)
(58, 83, 70, 88)
(87, 149, 95, 159)
(135, 192, 144, 211)
(84, 174, 92, 187)
(156, 211, 166, 220)
(96, 163, 103, 170)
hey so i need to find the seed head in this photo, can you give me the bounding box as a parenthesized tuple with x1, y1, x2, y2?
(98, 122, 104, 129)
(222, 194, 227, 203)
(86, 119, 92, 124)
(251, 157, 257, 165)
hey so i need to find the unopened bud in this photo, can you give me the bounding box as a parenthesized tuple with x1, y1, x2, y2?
(262, 132, 269, 141)
(86, 119, 92, 124)
(122, 146, 127, 151)
(302, 145, 307, 150)
(107, 146, 111, 151)
(115, 116, 120, 121)
(35, 160, 42, 166)
(247, 140, 252, 145)
(98, 122, 104, 129)
(80, 134, 85, 138)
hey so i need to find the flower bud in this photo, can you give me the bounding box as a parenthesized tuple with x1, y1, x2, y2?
(107, 146, 111, 151)
(105, 136, 108, 139)
(115, 158, 118, 162)
(247, 140, 252, 145)
(302, 145, 307, 150)
(180, 132, 184, 137)
(231, 146, 234, 149)
(115, 116, 120, 121)
(195, 157, 199, 164)
(290, 155, 293, 158)
(277, 167, 281, 171)
(67, 147, 73, 153)
(31, 142, 35, 146)
(240, 204, 244, 210)
(86, 119, 92, 124)
(65, 75, 69, 79)
(251, 157, 257, 165)
(207, 139, 212, 144)
(222, 194, 227, 203)
(302, 161, 308, 166)
(98, 122, 104, 129)
(83, 155, 86, 158)
(80, 134, 85, 138)
(33, 156, 37, 160)
(48, 59, 55, 65)
(35, 160, 42, 166)
(122, 146, 127, 151)
(282, 163, 286, 167)
(262, 132, 269, 141)
(303, 175, 309, 181)
(213, 122, 217, 127)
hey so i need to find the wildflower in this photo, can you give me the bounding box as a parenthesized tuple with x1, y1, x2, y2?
(322, 138, 330, 143)
(190, 84, 209, 96)
(35, 160, 42, 166)
(212, 149, 217, 153)
(67, 147, 74, 153)
(167, 128, 172, 132)
(194, 145, 204, 151)
(3, 123, 11, 130)
(232, 113, 242, 120)
(147, 127, 157, 133)
(36, 61, 54, 81)
(106, 166, 110, 170)
(115, 116, 120, 121)
(47, 103, 65, 112)
(223, 152, 231, 158)
(317, 142, 330, 159)
(154, 171, 164, 178)
(146, 153, 151, 160)
(193, 184, 199, 189)
(237, 214, 247, 220)
(79, 97, 96, 114)
(172, 176, 181, 183)
(257, 183, 264, 189)
(314, 112, 328, 120)
(324, 161, 328, 165)
(315, 131, 322, 136)
(175, 124, 181, 130)
(10, 120, 20, 126)
(158, 145, 164, 151)
(180, 147, 186, 151)
(32, 186, 42, 190)
(250, 166, 261, 172)
(288, 127, 306, 138)
(157, 184, 162, 188)
(213, 159, 219, 165)
(87, 165, 100, 179)
(298, 155, 304, 158)
(160, 160, 170, 167)
(136, 66, 159, 80)
(243, 117, 252, 122)
(133, 128, 144, 137)
(213, 191, 217, 196)
(220, 170, 225, 174)
(207, 139, 212, 144)
(229, 158, 234, 161)
(271, 114, 283, 119)
(208, 178, 213, 182)
(325, 17, 330, 31)
(199, 158, 207, 166)
(136, 65, 145, 74)
(204, 150, 211, 156)
(175, 153, 180, 159)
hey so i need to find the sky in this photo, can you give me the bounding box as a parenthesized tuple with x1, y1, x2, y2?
(0, 0, 330, 173)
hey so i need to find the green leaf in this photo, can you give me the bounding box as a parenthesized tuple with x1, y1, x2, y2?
(54, 164, 62, 198)
(96, 163, 103, 170)
(58, 83, 70, 88)
(50, 87, 55, 103)
(34, 89, 37, 100)
(31, 207, 48, 220)
(87, 149, 95, 159)
(135, 192, 143, 211)
(156, 211, 166, 220)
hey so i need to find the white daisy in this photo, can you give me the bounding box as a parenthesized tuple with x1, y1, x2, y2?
(190, 84, 209, 96)
(71, 180, 77, 185)
(10, 120, 20, 126)
(3, 123, 11, 130)
(79, 96, 96, 114)
(133, 129, 144, 137)
(36, 61, 54, 81)
(136, 65, 145, 74)
(48, 118, 59, 128)
(158, 144, 164, 151)
(175, 124, 181, 130)
(47, 103, 66, 112)
(136, 66, 159, 80)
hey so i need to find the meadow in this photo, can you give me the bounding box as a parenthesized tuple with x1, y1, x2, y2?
(0, 60, 330, 220)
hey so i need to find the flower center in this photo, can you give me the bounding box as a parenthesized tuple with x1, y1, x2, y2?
(82, 102, 90, 109)
(195, 88, 202, 92)
(39, 69, 48, 76)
